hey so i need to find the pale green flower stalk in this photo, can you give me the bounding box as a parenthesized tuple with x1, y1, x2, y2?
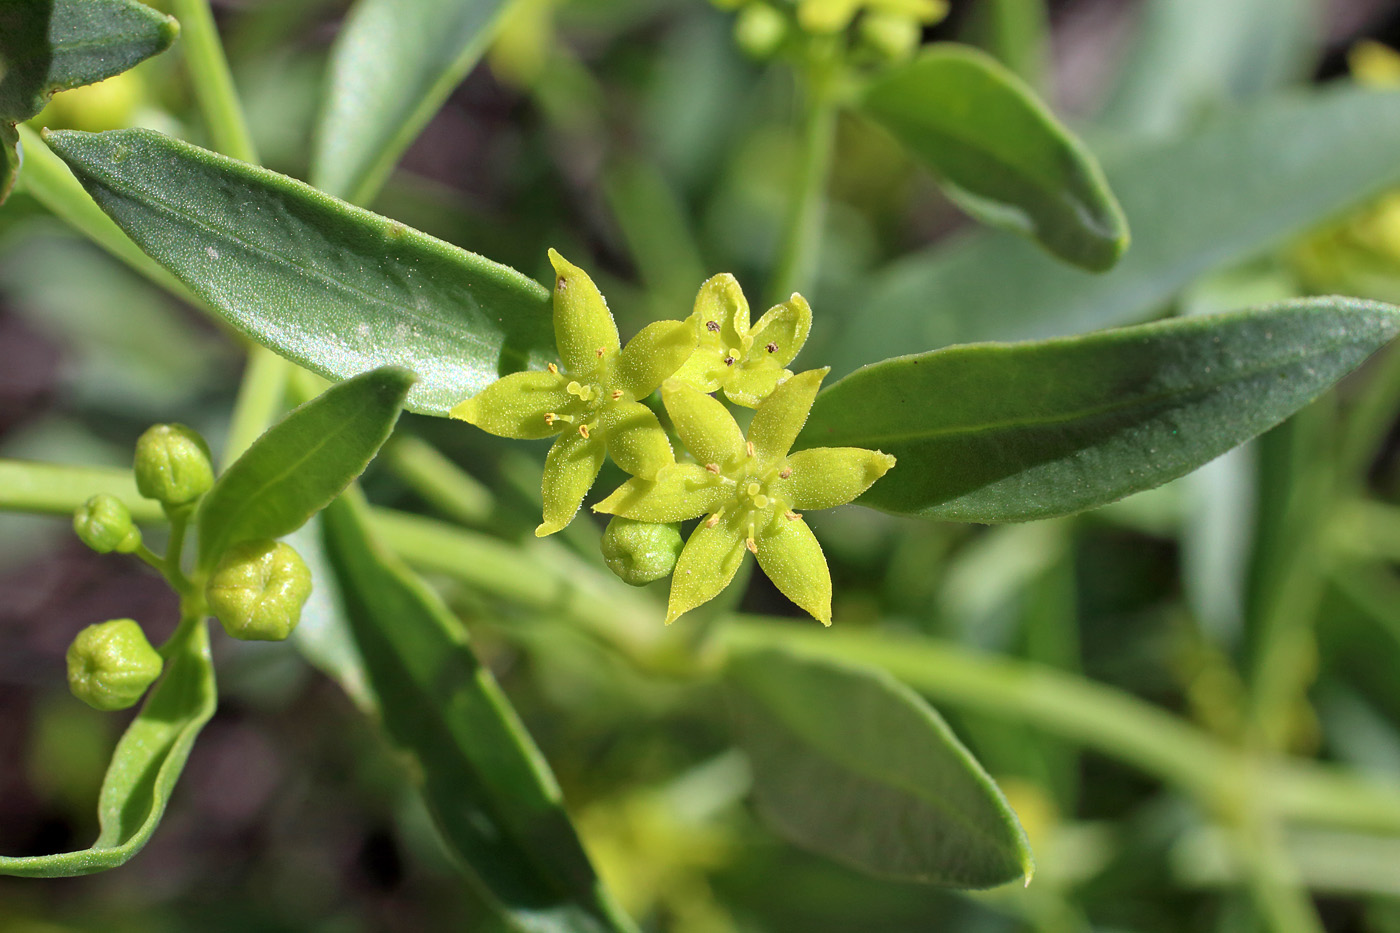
(451, 250, 696, 536)
(594, 369, 895, 624)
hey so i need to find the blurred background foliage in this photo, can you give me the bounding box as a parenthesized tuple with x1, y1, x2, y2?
(6, 0, 1400, 930)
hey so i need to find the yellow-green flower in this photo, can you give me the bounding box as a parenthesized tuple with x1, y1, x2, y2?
(672, 273, 812, 408)
(797, 0, 947, 35)
(452, 250, 696, 536)
(594, 369, 894, 624)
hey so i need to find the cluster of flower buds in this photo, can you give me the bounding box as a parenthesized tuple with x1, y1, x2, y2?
(712, 0, 947, 64)
(453, 251, 895, 625)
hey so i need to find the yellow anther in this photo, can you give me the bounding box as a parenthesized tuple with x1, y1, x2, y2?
(544, 412, 557, 426)
(547, 362, 559, 374)
(745, 536, 758, 555)
(785, 510, 801, 521)
(596, 346, 606, 358)
(611, 389, 623, 401)
(779, 467, 793, 479)
(705, 463, 721, 474)
(579, 424, 591, 439)
(746, 440, 755, 458)
(705, 506, 726, 528)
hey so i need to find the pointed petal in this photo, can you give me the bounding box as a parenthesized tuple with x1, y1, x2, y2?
(537, 430, 606, 536)
(592, 463, 728, 523)
(755, 514, 832, 625)
(692, 272, 751, 348)
(598, 402, 673, 479)
(748, 368, 828, 466)
(549, 249, 619, 379)
(450, 370, 569, 439)
(780, 447, 897, 511)
(667, 520, 748, 624)
(615, 319, 698, 399)
(662, 379, 747, 468)
(723, 367, 788, 409)
(671, 348, 725, 395)
(749, 293, 811, 369)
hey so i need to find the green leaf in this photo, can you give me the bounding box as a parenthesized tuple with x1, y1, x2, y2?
(0, 622, 216, 876)
(828, 86, 1400, 375)
(196, 366, 414, 571)
(726, 645, 1031, 888)
(312, 0, 513, 204)
(860, 44, 1127, 272)
(0, 0, 177, 201)
(43, 127, 554, 415)
(800, 298, 1400, 523)
(320, 491, 636, 933)
(960, 0, 1049, 88)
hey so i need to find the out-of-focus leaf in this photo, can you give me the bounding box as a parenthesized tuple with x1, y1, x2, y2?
(0, 622, 216, 876)
(861, 44, 1127, 271)
(321, 491, 637, 933)
(312, 0, 513, 204)
(1097, 0, 1314, 137)
(960, 0, 1049, 91)
(800, 299, 1400, 522)
(827, 87, 1400, 376)
(196, 367, 414, 571)
(0, 0, 177, 202)
(44, 128, 554, 415)
(726, 645, 1031, 887)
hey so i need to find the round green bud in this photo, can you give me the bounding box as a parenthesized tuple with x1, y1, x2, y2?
(857, 11, 922, 64)
(206, 539, 313, 641)
(73, 494, 142, 554)
(601, 516, 684, 586)
(735, 3, 788, 59)
(133, 423, 214, 508)
(67, 619, 163, 711)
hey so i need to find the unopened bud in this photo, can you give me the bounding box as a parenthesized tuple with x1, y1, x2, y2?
(67, 619, 163, 711)
(133, 423, 214, 508)
(601, 516, 684, 586)
(73, 494, 142, 554)
(206, 539, 312, 641)
(857, 11, 922, 64)
(735, 2, 788, 59)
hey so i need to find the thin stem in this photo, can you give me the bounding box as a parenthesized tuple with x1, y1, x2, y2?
(134, 543, 167, 574)
(1338, 343, 1400, 487)
(0, 459, 162, 522)
(162, 512, 194, 597)
(1232, 811, 1327, 933)
(169, 0, 259, 164)
(383, 435, 495, 527)
(221, 345, 290, 469)
(766, 52, 839, 306)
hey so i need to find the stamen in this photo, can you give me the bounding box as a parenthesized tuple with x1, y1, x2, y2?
(779, 467, 792, 479)
(547, 362, 559, 374)
(745, 535, 757, 555)
(596, 347, 606, 358)
(766, 342, 778, 353)
(611, 389, 623, 401)
(746, 440, 755, 458)
(723, 356, 736, 367)
(706, 320, 720, 332)
(705, 506, 726, 528)
(557, 277, 568, 289)
(544, 412, 557, 426)
(705, 463, 721, 474)
(578, 424, 591, 439)
(785, 509, 801, 521)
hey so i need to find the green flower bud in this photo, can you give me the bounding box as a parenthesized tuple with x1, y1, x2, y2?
(67, 619, 163, 711)
(206, 539, 313, 641)
(601, 516, 684, 586)
(133, 423, 214, 508)
(857, 10, 921, 64)
(735, 3, 788, 59)
(73, 494, 142, 554)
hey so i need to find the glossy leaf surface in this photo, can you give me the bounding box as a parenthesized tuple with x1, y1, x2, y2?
(801, 299, 1400, 522)
(321, 492, 635, 933)
(0, 623, 216, 876)
(44, 128, 553, 415)
(0, 0, 177, 201)
(196, 366, 414, 571)
(861, 44, 1126, 271)
(312, 0, 512, 203)
(727, 646, 1031, 887)
(829, 86, 1400, 376)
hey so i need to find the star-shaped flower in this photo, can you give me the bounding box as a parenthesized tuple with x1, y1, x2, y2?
(451, 250, 696, 536)
(671, 273, 812, 408)
(594, 369, 895, 624)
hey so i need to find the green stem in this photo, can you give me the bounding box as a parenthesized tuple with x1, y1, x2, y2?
(169, 0, 259, 164)
(1232, 813, 1327, 933)
(221, 345, 290, 469)
(382, 435, 495, 527)
(1338, 343, 1400, 487)
(0, 459, 162, 522)
(766, 56, 839, 306)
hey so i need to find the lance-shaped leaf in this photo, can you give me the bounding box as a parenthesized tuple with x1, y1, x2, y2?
(0, 622, 216, 877)
(43, 128, 554, 415)
(196, 367, 415, 571)
(829, 86, 1400, 375)
(312, 0, 513, 204)
(800, 298, 1400, 523)
(727, 645, 1032, 887)
(321, 491, 637, 933)
(860, 44, 1127, 272)
(0, 0, 177, 202)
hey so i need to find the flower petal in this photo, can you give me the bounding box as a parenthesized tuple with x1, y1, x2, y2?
(536, 430, 606, 537)
(671, 348, 725, 395)
(755, 514, 832, 625)
(748, 293, 811, 369)
(450, 370, 569, 439)
(614, 319, 697, 400)
(748, 368, 827, 466)
(780, 447, 897, 511)
(598, 402, 673, 479)
(549, 248, 620, 379)
(666, 520, 748, 624)
(723, 366, 788, 409)
(592, 463, 727, 523)
(691, 272, 750, 348)
(662, 379, 747, 468)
